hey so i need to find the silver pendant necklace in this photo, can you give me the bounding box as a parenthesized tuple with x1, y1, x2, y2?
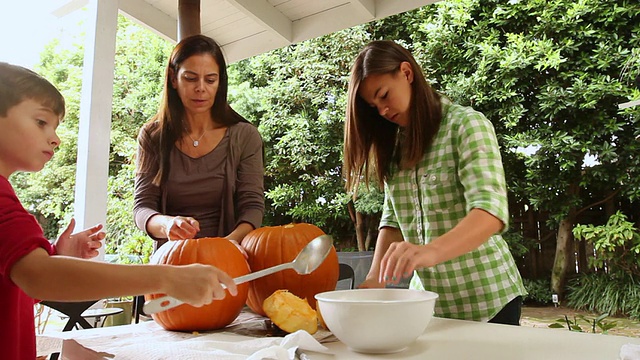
(186, 130, 206, 147)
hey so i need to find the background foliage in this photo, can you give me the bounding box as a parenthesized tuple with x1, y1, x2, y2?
(12, 17, 171, 261)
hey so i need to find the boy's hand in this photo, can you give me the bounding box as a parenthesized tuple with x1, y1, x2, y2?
(167, 264, 238, 307)
(54, 218, 105, 258)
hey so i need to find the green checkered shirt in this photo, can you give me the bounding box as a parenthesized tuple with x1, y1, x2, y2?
(380, 99, 527, 321)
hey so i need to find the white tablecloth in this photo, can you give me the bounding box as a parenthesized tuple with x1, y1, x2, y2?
(37, 311, 640, 360)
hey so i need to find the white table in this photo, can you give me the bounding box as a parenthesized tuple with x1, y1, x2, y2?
(37, 314, 640, 359)
(78, 308, 124, 328)
(322, 317, 640, 359)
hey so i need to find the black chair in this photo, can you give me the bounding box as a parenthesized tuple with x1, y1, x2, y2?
(338, 263, 356, 289)
(40, 300, 101, 331)
(133, 295, 146, 323)
(41, 300, 101, 360)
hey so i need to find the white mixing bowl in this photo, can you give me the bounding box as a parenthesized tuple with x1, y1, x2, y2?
(315, 288, 438, 354)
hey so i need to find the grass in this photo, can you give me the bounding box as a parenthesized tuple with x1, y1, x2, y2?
(521, 305, 640, 337)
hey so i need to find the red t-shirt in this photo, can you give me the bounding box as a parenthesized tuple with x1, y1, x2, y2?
(0, 176, 54, 359)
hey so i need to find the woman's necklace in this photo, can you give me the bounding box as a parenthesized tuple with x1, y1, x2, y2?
(185, 121, 225, 147)
(186, 130, 206, 147)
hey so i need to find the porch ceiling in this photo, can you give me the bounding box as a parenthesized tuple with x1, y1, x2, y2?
(55, 0, 439, 63)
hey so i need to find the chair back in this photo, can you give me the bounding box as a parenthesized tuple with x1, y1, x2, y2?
(338, 263, 356, 289)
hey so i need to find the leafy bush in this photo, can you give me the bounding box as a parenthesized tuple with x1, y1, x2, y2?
(522, 278, 553, 305)
(567, 272, 640, 320)
(573, 211, 640, 278)
(502, 230, 537, 258)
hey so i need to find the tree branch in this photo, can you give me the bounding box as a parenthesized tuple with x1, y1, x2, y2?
(575, 189, 621, 217)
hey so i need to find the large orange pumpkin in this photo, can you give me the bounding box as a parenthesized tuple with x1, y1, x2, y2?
(145, 237, 250, 331)
(241, 223, 339, 316)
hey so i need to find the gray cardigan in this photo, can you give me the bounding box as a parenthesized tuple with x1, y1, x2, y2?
(133, 121, 265, 250)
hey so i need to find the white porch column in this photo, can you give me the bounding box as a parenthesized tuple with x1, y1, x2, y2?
(73, 0, 119, 260)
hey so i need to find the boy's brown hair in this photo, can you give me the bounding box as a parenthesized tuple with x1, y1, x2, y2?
(0, 62, 65, 118)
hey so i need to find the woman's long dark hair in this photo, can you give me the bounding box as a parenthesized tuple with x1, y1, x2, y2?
(343, 40, 442, 193)
(137, 35, 247, 186)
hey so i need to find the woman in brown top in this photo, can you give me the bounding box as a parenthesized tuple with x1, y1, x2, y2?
(134, 35, 264, 252)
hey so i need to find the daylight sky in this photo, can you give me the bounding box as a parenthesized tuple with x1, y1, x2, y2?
(0, 0, 86, 68)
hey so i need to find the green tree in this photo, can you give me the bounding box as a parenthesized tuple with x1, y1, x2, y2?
(573, 211, 640, 277)
(228, 20, 417, 249)
(350, 183, 385, 251)
(106, 17, 172, 259)
(10, 38, 85, 239)
(409, 0, 640, 296)
(11, 16, 172, 260)
(229, 28, 371, 242)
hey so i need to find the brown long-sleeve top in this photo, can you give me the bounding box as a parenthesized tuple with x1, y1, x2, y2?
(133, 121, 265, 250)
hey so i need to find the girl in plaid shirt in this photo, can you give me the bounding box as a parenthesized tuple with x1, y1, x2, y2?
(343, 40, 526, 325)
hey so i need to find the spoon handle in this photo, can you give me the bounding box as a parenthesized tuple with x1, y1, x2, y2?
(143, 296, 183, 315)
(233, 263, 292, 284)
(143, 263, 293, 315)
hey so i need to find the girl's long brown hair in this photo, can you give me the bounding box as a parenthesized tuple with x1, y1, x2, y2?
(137, 35, 247, 186)
(343, 40, 442, 193)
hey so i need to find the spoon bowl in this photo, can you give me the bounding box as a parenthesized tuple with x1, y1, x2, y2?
(143, 234, 333, 314)
(291, 234, 334, 274)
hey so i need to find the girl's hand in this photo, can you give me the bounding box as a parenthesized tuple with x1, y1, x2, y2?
(166, 216, 200, 240)
(379, 242, 435, 285)
(358, 277, 386, 289)
(54, 218, 105, 258)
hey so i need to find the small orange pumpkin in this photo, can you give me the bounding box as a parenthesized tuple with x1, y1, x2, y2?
(145, 237, 250, 331)
(241, 223, 339, 316)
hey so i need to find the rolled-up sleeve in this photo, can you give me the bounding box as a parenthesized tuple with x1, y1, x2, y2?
(379, 182, 399, 229)
(455, 110, 509, 230)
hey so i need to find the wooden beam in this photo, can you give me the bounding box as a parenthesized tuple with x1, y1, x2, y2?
(292, 3, 369, 43)
(222, 31, 282, 64)
(375, 0, 440, 18)
(51, 0, 88, 18)
(226, 0, 292, 44)
(348, 0, 376, 20)
(178, 0, 201, 40)
(119, 0, 178, 43)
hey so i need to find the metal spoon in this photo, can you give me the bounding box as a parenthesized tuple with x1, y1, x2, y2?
(143, 234, 334, 314)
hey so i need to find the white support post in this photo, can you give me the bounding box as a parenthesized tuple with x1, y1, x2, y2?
(618, 99, 640, 109)
(73, 0, 119, 260)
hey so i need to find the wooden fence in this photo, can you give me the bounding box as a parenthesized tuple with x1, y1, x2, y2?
(509, 202, 602, 280)
(345, 199, 638, 281)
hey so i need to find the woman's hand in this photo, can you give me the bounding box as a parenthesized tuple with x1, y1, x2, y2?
(54, 218, 105, 258)
(165, 216, 200, 240)
(224, 222, 254, 259)
(226, 239, 248, 259)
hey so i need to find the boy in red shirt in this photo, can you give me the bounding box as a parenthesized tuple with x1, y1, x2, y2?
(0, 62, 238, 359)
